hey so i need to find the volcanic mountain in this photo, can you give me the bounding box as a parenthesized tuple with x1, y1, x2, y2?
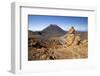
(28, 24, 66, 37)
(41, 24, 66, 37)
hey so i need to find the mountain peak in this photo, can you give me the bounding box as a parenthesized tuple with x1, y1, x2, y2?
(42, 24, 66, 37)
(49, 24, 58, 27)
(42, 24, 63, 31)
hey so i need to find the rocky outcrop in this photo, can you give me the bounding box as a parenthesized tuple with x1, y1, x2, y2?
(65, 26, 76, 46)
(65, 26, 87, 47)
(72, 35, 81, 46)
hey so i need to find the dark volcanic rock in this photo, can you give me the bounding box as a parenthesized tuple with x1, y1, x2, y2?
(41, 24, 66, 37)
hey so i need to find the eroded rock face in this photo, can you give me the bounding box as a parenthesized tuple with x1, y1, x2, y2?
(66, 34, 75, 46)
(65, 26, 76, 46)
(72, 35, 81, 46)
(65, 27, 84, 46)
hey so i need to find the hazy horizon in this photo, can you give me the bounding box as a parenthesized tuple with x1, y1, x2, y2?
(28, 15, 88, 32)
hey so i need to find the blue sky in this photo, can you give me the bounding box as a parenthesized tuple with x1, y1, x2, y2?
(28, 15, 88, 31)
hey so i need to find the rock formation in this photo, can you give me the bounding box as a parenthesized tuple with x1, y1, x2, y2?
(68, 26, 76, 34)
(65, 26, 76, 46)
(65, 26, 86, 47)
(72, 35, 81, 46)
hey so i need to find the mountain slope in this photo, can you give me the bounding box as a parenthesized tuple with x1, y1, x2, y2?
(41, 24, 66, 37)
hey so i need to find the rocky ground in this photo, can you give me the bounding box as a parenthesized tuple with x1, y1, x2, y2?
(28, 26, 88, 60)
